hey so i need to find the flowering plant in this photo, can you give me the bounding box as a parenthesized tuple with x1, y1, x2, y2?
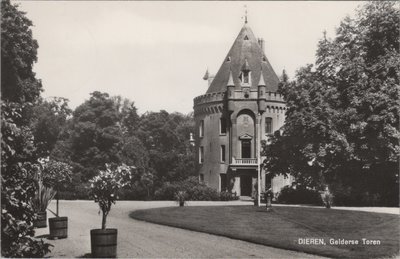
(39, 158, 72, 216)
(89, 164, 134, 229)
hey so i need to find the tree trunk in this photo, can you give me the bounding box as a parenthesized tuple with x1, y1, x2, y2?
(102, 210, 107, 230)
(56, 190, 59, 217)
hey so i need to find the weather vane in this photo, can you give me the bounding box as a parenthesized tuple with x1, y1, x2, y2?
(244, 5, 248, 24)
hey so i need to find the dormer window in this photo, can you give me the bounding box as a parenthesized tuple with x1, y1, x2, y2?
(239, 59, 251, 86)
(243, 71, 250, 84)
(239, 71, 251, 85)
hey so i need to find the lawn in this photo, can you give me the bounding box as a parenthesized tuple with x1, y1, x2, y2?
(130, 205, 399, 259)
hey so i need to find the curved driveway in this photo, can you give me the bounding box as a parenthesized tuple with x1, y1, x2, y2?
(36, 200, 322, 258)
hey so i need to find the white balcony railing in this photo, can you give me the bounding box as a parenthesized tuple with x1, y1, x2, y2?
(232, 158, 258, 165)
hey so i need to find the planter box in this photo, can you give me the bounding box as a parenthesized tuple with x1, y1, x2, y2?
(33, 211, 47, 228)
(90, 228, 117, 258)
(49, 217, 68, 239)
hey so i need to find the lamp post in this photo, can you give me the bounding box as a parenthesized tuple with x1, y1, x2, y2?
(257, 113, 261, 207)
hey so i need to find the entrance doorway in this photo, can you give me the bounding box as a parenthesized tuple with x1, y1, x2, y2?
(240, 175, 252, 196)
(241, 140, 251, 158)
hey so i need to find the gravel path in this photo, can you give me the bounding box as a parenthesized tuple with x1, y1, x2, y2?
(35, 200, 323, 258)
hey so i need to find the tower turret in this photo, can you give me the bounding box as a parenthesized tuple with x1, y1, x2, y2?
(257, 71, 267, 113)
(227, 70, 235, 112)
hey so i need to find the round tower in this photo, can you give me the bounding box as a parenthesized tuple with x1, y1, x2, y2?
(193, 22, 289, 196)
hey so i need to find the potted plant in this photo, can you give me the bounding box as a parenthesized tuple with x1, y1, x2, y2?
(32, 164, 56, 228)
(175, 191, 187, 207)
(89, 164, 133, 258)
(42, 160, 72, 239)
(320, 186, 334, 209)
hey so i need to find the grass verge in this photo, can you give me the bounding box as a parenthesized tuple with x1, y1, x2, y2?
(130, 205, 399, 259)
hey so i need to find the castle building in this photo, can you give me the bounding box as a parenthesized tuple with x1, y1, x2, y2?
(193, 20, 292, 197)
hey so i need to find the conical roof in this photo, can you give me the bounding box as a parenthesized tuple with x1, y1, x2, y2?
(258, 71, 266, 86)
(227, 70, 234, 86)
(206, 23, 279, 94)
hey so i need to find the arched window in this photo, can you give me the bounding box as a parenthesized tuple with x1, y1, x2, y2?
(265, 117, 273, 134)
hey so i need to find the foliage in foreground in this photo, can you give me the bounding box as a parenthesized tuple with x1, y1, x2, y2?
(263, 2, 400, 206)
(1, 0, 52, 256)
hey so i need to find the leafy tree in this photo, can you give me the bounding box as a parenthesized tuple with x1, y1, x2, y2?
(31, 97, 72, 157)
(263, 2, 399, 206)
(137, 111, 195, 186)
(111, 95, 140, 136)
(1, 0, 51, 256)
(1, 0, 42, 106)
(69, 91, 124, 181)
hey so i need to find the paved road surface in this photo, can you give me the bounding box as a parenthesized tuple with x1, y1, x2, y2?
(36, 200, 322, 258)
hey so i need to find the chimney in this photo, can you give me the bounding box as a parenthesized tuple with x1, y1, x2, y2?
(208, 74, 215, 86)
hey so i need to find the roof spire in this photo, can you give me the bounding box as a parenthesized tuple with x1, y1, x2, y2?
(227, 70, 234, 86)
(203, 68, 209, 80)
(244, 5, 248, 24)
(258, 71, 266, 86)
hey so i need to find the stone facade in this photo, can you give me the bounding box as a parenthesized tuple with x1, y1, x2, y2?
(193, 22, 292, 197)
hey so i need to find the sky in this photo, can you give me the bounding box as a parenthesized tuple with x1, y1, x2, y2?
(16, 1, 361, 115)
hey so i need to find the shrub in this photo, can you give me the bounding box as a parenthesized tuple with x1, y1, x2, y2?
(154, 182, 179, 200)
(276, 185, 322, 205)
(57, 183, 90, 200)
(188, 185, 219, 201)
(118, 184, 152, 200)
(220, 191, 239, 201)
(154, 176, 238, 201)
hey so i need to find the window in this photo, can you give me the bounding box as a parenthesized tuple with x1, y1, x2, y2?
(199, 146, 204, 163)
(199, 120, 204, 137)
(241, 140, 251, 158)
(265, 117, 273, 134)
(243, 71, 250, 84)
(221, 145, 226, 162)
(239, 71, 250, 84)
(199, 174, 204, 182)
(220, 118, 227, 135)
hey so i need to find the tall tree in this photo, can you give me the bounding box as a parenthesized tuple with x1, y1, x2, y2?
(69, 91, 124, 181)
(137, 111, 195, 185)
(263, 2, 400, 206)
(1, 0, 42, 105)
(1, 0, 51, 256)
